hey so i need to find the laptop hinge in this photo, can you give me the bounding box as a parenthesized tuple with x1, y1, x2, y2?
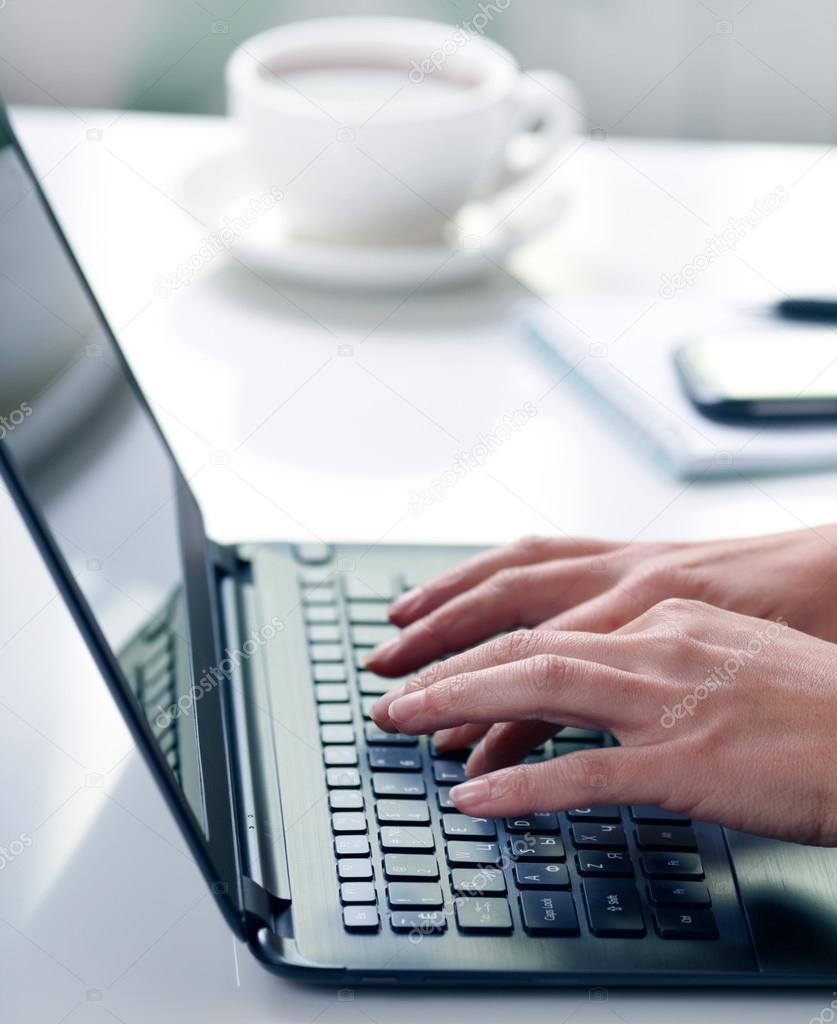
(213, 547, 294, 919)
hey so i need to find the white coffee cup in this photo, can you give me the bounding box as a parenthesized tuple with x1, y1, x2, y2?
(226, 17, 582, 246)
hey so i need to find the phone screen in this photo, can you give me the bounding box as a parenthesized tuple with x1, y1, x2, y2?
(678, 329, 837, 402)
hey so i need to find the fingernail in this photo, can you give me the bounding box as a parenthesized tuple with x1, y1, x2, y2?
(388, 689, 425, 724)
(450, 777, 490, 811)
(365, 637, 400, 664)
(389, 587, 422, 619)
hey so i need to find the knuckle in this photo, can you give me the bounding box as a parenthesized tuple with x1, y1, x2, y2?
(522, 653, 568, 696)
(413, 661, 443, 688)
(492, 762, 537, 804)
(491, 566, 531, 594)
(499, 628, 541, 661)
(513, 534, 551, 559)
(424, 676, 464, 715)
(555, 747, 613, 799)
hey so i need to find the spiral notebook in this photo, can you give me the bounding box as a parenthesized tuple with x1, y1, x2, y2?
(520, 295, 837, 479)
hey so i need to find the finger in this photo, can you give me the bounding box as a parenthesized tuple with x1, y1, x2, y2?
(432, 723, 489, 752)
(372, 629, 642, 727)
(388, 535, 621, 626)
(544, 587, 651, 633)
(466, 721, 557, 777)
(383, 656, 656, 737)
(368, 556, 623, 677)
(451, 745, 669, 817)
(544, 564, 697, 633)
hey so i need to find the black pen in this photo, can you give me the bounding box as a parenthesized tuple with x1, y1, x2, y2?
(774, 297, 837, 323)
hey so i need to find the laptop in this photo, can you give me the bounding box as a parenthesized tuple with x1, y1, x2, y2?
(2, 103, 837, 988)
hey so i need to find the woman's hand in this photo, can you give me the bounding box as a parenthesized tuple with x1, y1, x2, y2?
(371, 600, 837, 846)
(367, 528, 837, 680)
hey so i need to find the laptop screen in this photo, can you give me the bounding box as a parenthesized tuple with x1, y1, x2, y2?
(0, 117, 206, 830)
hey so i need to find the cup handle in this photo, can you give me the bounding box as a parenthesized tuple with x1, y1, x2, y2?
(490, 70, 584, 202)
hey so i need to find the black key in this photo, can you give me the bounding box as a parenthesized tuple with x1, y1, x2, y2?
(377, 800, 430, 824)
(571, 823, 626, 849)
(576, 850, 633, 876)
(331, 812, 366, 834)
(630, 805, 691, 824)
(326, 767, 360, 788)
(368, 749, 423, 772)
(345, 574, 396, 601)
(340, 882, 376, 904)
(447, 841, 501, 866)
(335, 835, 370, 857)
(365, 723, 417, 746)
(642, 852, 704, 880)
(430, 742, 470, 761)
(519, 891, 580, 936)
(647, 881, 711, 908)
(324, 745, 358, 766)
(310, 643, 344, 663)
(321, 724, 355, 745)
(337, 858, 373, 880)
(388, 882, 444, 908)
(349, 602, 392, 624)
(567, 806, 622, 823)
(513, 862, 570, 890)
(442, 814, 497, 839)
(451, 867, 506, 894)
(357, 671, 402, 696)
(583, 878, 646, 937)
(504, 813, 559, 833)
(390, 910, 447, 934)
(380, 826, 434, 851)
(343, 905, 379, 931)
(433, 761, 467, 784)
(308, 624, 341, 644)
(329, 790, 364, 810)
(509, 835, 565, 861)
(352, 624, 399, 647)
(318, 703, 353, 724)
(312, 664, 347, 683)
(655, 907, 718, 939)
(372, 772, 426, 798)
(305, 605, 338, 623)
(635, 825, 698, 851)
(384, 854, 439, 880)
(315, 682, 349, 702)
(455, 898, 513, 934)
(437, 787, 456, 810)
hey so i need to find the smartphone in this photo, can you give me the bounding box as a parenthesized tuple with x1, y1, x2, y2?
(674, 328, 837, 422)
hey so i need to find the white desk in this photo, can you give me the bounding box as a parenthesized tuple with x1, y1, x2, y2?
(2, 108, 836, 1021)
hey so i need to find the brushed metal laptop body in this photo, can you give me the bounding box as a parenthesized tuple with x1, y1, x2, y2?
(2, 104, 837, 986)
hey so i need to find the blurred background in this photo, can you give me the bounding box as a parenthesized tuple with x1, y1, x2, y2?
(2, 0, 837, 143)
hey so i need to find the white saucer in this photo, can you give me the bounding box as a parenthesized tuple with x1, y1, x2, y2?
(178, 147, 567, 290)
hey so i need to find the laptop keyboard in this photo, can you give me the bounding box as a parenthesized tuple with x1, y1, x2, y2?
(299, 568, 721, 943)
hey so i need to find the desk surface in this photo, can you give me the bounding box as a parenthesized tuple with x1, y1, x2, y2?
(2, 108, 836, 1021)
